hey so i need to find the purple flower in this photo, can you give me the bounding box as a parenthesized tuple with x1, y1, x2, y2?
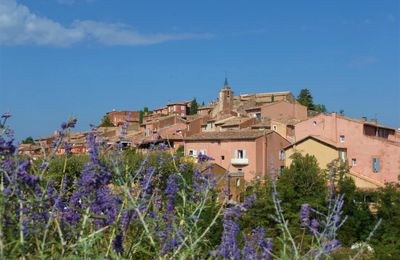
(300, 204, 311, 227)
(323, 239, 340, 254)
(197, 153, 214, 163)
(310, 218, 320, 235)
(62, 141, 73, 156)
(217, 219, 241, 259)
(243, 227, 273, 260)
(113, 234, 124, 255)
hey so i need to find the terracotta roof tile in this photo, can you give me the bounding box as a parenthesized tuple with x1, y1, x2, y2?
(185, 130, 271, 141)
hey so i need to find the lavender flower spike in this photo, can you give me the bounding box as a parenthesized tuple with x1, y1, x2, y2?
(300, 203, 311, 227)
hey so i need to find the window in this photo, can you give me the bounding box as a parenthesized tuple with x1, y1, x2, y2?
(339, 150, 346, 162)
(200, 149, 206, 155)
(255, 113, 261, 120)
(352, 158, 357, 166)
(173, 106, 176, 112)
(378, 128, 389, 139)
(181, 105, 185, 110)
(278, 166, 284, 175)
(221, 155, 225, 160)
(236, 178, 241, 187)
(279, 150, 285, 160)
(313, 121, 317, 126)
(236, 149, 245, 159)
(339, 135, 345, 143)
(372, 157, 380, 173)
(272, 125, 277, 131)
(189, 150, 197, 157)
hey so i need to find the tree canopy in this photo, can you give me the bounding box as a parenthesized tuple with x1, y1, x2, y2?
(22, 136, 35, 144)
(98, 116, 115, 127)
(189, 98, 199, 115)
(297, 89, 327, 113)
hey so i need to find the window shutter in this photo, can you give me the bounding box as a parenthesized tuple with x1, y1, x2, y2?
(373, 158, 380, 173)
(234, 150, 238, 159)
(243, 150, 247, 159)
(376, 158, 380, 172)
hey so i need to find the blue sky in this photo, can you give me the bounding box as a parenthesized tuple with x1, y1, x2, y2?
(0, 0, 399, 141)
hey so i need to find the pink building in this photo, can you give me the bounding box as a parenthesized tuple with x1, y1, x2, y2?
(105, 110, 140, 127)
(245, 101, 308, 121)
(154, 107, 168, 115)
(167, 102, 190, 117)
(184, 130, 290, 182)
(294, 113, 400, 187)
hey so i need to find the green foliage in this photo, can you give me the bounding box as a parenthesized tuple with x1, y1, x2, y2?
(314, 104, 327, 113)
(372, 182, 400, 259)
(189, 98, 199, 115)
(297, 88, 327, 113)
(297, 89, 314, 109)
(99, 115, 115, 127)
(176, 146, 184, 157)
(278, 153, 327, 214)
(329, 160, 376, 246)
(139, 110, 144, 124)
(45, 154, 89, 193)
(22, 136, 35, 144)
(240, 179, 276, 234)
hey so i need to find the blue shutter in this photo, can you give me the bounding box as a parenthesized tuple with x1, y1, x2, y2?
(373, 158, 380, 173)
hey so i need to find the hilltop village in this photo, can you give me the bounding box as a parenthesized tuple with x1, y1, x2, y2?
(19, 79, 400, 199)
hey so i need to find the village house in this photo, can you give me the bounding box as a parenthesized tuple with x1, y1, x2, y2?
(284, 135, 347, 171)
(292, 113, 400, 188)
(142, 115, 187, 136)
(166, 101, 191, 117)
(245, 100, 307, 122)
(105, 110, 140, 129)
(184, 130, 290, 182)
(18, 143, 42, 160)
(153, 106, 168, 116)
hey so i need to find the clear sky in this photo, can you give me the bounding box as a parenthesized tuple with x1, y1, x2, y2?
(1, 0, 399, 141)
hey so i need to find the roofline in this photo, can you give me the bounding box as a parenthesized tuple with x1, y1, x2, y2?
(284, 135, 346, 150)
(184, 130, 273, 141)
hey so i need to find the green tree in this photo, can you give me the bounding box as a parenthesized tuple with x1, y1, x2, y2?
(328, 160, 375, 246)
(139, 110, 144, 124)
(314, 104, 327, 113)
(189, 98, 199, 115)
(372, 181, 400, 259)
(22, 136, 35, 144)
(297, 89, 314, 110)
(99, 116, 115, 127)
(240, 179, 276, 235)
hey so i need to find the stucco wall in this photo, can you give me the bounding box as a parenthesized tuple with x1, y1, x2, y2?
(285, 138, 340, 169)
(184, 139, 260, 182)
(261, 102, 307, 121)
(266, 132, 291, 176)
(294, 114, 400, 185)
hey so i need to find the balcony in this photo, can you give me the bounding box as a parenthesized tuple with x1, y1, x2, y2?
(231, 158, 249, 166)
